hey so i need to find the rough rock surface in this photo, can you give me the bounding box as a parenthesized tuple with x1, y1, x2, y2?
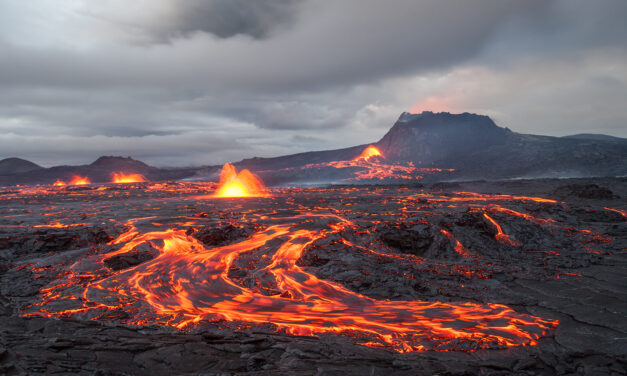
(0, 178, 625, 375)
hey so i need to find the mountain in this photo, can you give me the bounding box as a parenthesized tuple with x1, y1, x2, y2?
(237, 112, 627, 183)
(1, 112, 626, 186)
(376, 112, 511, 163)
(0, 158, 43, 175)
(89, 156, 152, 170)
(374, 112, 627, 180)
(563, 133, 626, 142)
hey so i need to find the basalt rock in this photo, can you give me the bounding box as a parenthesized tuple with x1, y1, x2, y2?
(103, 243, 159, 271)
(187, 224, 256, 247)
(379, 224, 433, 256)
(553, 184, 619, 200)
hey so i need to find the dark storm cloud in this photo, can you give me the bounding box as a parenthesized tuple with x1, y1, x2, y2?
(0, 1, 550, 92)
(146, 0, 303, 41)
(0, 0, 625, 166)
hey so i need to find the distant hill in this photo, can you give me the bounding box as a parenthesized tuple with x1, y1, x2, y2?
(0, 156, 197, 186)
(563, 133, 626, 142)
(0, 158, 42, 175)
(1, 112, 626, 186)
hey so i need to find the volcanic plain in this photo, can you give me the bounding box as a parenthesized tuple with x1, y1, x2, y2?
(0, 177, 625, 375)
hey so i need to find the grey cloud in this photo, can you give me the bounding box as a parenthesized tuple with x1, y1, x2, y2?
(291, 134, 324, 143)
(87, 0, 304, 43)
(0, 1, 626, 167)
(0, 1, 551, 92)
(157, 0, 303, 41)
(0, 131, 250, 168)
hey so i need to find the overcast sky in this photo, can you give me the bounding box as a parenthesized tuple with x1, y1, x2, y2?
(1, 0, 626, 167)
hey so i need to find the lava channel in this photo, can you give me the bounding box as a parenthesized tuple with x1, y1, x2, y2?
(24, 213, 557, 353)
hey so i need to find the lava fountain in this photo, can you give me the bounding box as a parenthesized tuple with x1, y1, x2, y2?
(355, 145, 383, 161)
(52, 180, 66, 186)
(112, 172, 147, 183)
(68, 175, 91, 185)
(213, 163, 268, 198)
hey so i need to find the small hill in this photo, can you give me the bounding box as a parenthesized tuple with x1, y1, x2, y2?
(0, 158, 43, 175)
(89, 156, 153, 173)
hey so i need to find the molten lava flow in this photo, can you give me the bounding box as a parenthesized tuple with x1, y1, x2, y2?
(273, 145, 455, 181)
(112, 172, 147, 183)
(354, 145, 383, 161)
(483, 213, 522, 246)
(25, 212, 557, 352)
(213, 163, 268, 198)
(23, 188, 619, 353)
(52, 180, 66, 186)
(68, 175, 90, 185)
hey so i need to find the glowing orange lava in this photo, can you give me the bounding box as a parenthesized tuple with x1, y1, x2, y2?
(112, 172, 147, 183)
(25, 214, 557, 352)
(68, 175, 91, 185)
(213, 163, 268, 198)
(21, 187, 616, 353)
(52, 180, 66, 186)
(483, 213, 522, 246)
(354, 145, 383, 161)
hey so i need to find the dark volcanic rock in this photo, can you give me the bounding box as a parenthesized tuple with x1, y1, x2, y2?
(573, 207, 626, 222)
(103, 243, 159, 271)
(380, 224, 433, 256)
(0, 226, 115, 254)
(553, 183, 619, 200)
(0, 178, 625, 376)
(187, 224, 254, 247)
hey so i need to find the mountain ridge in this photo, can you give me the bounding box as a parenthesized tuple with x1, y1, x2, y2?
(1, 112, 626, 185)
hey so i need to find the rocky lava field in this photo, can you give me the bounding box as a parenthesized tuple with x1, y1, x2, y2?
(0, 178, 625, 375)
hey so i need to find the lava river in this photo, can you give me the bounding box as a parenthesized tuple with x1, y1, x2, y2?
(24, 209, 557, 352)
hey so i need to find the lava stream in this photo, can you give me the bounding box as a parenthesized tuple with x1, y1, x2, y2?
(25, 213, 557, 352)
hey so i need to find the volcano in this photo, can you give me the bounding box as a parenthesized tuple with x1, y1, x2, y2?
(237, 112, 627, 185)
(1, 112, 625, 187)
